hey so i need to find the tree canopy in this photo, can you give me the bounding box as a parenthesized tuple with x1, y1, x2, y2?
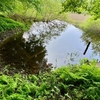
(0, 0, 41, 16)
(62, 0, 100, 19)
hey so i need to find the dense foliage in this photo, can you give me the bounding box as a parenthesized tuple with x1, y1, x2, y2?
(0, 0, 66, 34)
(0, 0, 41, 14)
(62, 0, 100, 19)
(0, 60, 100, 100)
(0, 0, 42, 33)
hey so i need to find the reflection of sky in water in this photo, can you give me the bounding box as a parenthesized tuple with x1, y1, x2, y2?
(46, 24, 100, 67)
(23, 20, 100, 67)
(23, 20, 67, 41)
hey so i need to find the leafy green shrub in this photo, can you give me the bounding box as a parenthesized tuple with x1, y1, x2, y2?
(0, 60, 100, 99)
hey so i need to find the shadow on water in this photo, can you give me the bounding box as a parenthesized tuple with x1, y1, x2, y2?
(0, 20, 100, 74)
(0, 34, 47, 74)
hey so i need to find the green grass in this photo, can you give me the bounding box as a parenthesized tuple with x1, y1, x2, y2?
(0, 59, 100, 100)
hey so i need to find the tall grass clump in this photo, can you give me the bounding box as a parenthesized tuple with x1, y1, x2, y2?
(0, 59, 100, 99)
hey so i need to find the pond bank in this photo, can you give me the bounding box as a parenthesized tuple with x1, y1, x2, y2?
(67, 13, 91, 26)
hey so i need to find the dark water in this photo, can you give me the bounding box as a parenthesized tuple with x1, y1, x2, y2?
(0, 20, 100, 74)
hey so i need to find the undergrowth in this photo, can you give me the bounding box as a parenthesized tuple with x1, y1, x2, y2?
(0, 59, 100, 100)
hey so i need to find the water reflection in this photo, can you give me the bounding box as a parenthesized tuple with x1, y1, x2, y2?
(0, 20, 67, 74)
(23, 20, 67, 43)
(1, 19, 100, 74)
(46, 25, 84, 66)
(81, 30, 100, 55)
(0, 34, 47, 74)
(46, 24, 100, 66)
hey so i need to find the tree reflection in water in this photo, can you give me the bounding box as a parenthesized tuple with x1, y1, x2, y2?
(0, 20, 67, 74)
(81, 26, 100, 55)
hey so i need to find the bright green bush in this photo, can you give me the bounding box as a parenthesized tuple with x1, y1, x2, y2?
(0, 60, 100, 100)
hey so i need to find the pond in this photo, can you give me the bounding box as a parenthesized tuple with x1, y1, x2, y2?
(0, 20, 100, 74)
(23, 20, 100, 67)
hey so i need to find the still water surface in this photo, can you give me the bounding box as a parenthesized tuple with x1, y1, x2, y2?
(1, 20, 100, 74)
(46, 25, 100, 66)
(23, 20, 100, 67)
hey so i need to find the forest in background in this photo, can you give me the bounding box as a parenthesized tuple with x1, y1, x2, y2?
(0, 0, 68, 34)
